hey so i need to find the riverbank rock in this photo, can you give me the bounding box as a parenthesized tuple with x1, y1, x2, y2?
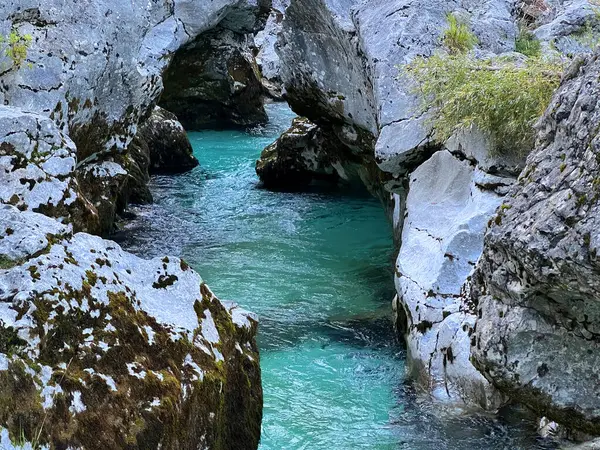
(469, 54, 600, 434)
(0, 106, 99, 234)
(123, 136, 154, 206)
(138, 107, 199, 175)
(0, 205, 262, 449)
(394, 150, 514, 408)
(122, 107, 199, 207)
(275, 0, 520, 406)
(0, 2, 268, 445)
(160, 26, 268, 130)
(254, 0, 290, 99)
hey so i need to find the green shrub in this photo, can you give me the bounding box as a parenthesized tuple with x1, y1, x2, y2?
(443, 14, 478, 54)
(404, 54, 564, 156)
(515, 30, 541, 57)
(0, 28, 32, 71)
(573, 19, 600, 50)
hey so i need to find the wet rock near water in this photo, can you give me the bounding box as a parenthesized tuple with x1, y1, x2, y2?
(256, 117, 341, 189)
(0, 205, 262, 449)
(0, 0, 268, 232)
(275, 0, 520, 406)
(0, 1, 269, 447)
(137, 107, 199, 175)
(394, 150, 514, 409)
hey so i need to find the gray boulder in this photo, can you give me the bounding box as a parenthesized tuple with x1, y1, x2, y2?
(0, 106, 99, 233)
(138, 107, 199, 175)
(0, 205, 262, 449)
(256, 117, 342, 188)
(120, 106, 199, 207)
(278, 0, 517, 176)
(0, 2, 269, 446)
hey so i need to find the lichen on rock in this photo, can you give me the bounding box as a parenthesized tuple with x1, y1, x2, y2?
(256, 117, 342, 189)
(0, 106, 100, 234)
(469, 52, 600, 435)
(0, 205, 262, 449)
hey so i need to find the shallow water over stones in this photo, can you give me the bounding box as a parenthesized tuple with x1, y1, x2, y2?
(117, 103, 556, 450)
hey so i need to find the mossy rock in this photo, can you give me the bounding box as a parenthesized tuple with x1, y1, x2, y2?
(0, 207, 262, 449)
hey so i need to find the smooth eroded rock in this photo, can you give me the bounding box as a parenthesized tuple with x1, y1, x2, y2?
(394, 149, 513, 408)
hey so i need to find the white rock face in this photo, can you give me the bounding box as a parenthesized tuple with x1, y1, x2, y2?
(0, 0, 262, 161)
(0, 0, 266, 234)
(255, 0, 290, 82)
(394, 150, 513, 407)
(0, 106, 100, 231)
(279, 0, 517, 172)
(274, 0, 600, 411)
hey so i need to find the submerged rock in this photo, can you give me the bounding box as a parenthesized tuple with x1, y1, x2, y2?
(160, 27, 268, 130)
(0, 205, 262, 449)
(470, 54, 600, 434)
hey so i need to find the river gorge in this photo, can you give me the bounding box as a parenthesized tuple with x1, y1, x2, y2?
(2, 0, 600, 448)
(117, 104, 554, 449)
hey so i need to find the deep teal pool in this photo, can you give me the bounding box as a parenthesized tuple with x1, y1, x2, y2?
(119, 103, 555, 449)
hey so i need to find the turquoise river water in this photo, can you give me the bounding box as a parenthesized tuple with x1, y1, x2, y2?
(118, 103, 557, 449)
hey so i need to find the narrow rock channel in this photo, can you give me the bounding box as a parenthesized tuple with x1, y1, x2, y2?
(117, 104, 554, 449)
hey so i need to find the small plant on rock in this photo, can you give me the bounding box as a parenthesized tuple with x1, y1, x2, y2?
(515, 29, 542, 57)
(442, 14, 478, 54)
(0, 28, 32, 72)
